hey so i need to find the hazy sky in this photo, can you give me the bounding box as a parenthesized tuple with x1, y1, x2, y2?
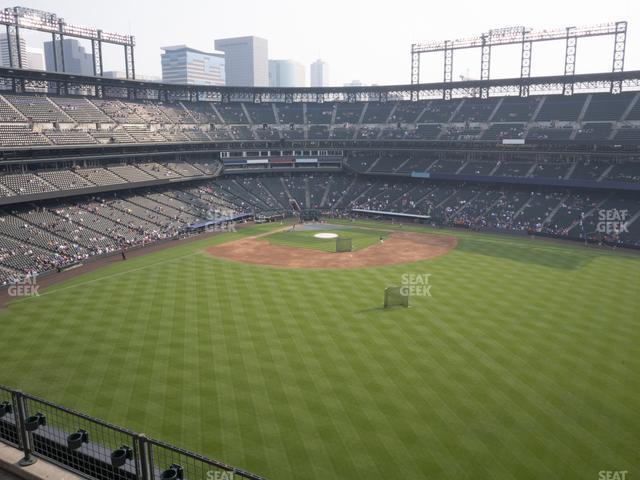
(6, 0, 640, 86)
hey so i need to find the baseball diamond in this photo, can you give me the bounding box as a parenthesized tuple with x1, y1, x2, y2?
(0, 6, 639, 480)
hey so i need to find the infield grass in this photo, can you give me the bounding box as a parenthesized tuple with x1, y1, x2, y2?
(264, 225, 389, 252)
(0, 220, 638, 480)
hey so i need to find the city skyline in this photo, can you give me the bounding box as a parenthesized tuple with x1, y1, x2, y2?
(2, 0, 639, 86)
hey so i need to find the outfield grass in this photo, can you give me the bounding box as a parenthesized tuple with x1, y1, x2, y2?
(265, 225, 389, 252)
(0, 221, 638, 480)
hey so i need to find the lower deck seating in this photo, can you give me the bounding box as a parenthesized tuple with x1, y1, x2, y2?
(0, 170, 638, 285)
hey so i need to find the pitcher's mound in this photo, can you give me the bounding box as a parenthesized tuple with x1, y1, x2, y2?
(205, 232, 457, 269)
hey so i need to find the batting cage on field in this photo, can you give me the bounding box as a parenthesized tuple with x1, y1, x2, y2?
(336, 237, 353, 252)
(384, 287, 409, 308)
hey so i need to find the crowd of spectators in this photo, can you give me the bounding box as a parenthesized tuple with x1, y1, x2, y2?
(1, 171, 638, 285)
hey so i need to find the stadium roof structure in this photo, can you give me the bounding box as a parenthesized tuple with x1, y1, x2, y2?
(1, 67, 640, 103)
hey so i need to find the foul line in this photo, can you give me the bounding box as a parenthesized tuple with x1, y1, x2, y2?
(7, 251, 201, 305)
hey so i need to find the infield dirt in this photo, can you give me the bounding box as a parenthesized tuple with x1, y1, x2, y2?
(205, 231, 457, 269)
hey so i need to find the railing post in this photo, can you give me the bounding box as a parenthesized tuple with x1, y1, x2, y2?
(136, 433, 151, 480)
(12, 390, 37, 467)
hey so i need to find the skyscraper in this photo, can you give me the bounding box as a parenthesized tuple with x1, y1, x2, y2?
(268, 60, 305, 87)
(44, 38, 93, 76)
(0, 33, 28, 69)
(161, 45, 225, 86)
(214, 36, 268, 87)
(26, 48, 44, 70)
(310, 59, 330, 87)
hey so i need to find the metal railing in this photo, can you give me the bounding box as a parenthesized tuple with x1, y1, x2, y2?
(0, 384, 266, 480)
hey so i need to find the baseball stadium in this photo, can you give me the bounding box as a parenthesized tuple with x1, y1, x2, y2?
(0, 5, 639, 480)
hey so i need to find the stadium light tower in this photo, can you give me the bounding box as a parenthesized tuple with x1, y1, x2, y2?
(411, 22, 628, 98)
(0, 6, 136, 80)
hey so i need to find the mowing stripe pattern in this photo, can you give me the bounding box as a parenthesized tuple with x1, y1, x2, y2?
(0, 222, 638, 480)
